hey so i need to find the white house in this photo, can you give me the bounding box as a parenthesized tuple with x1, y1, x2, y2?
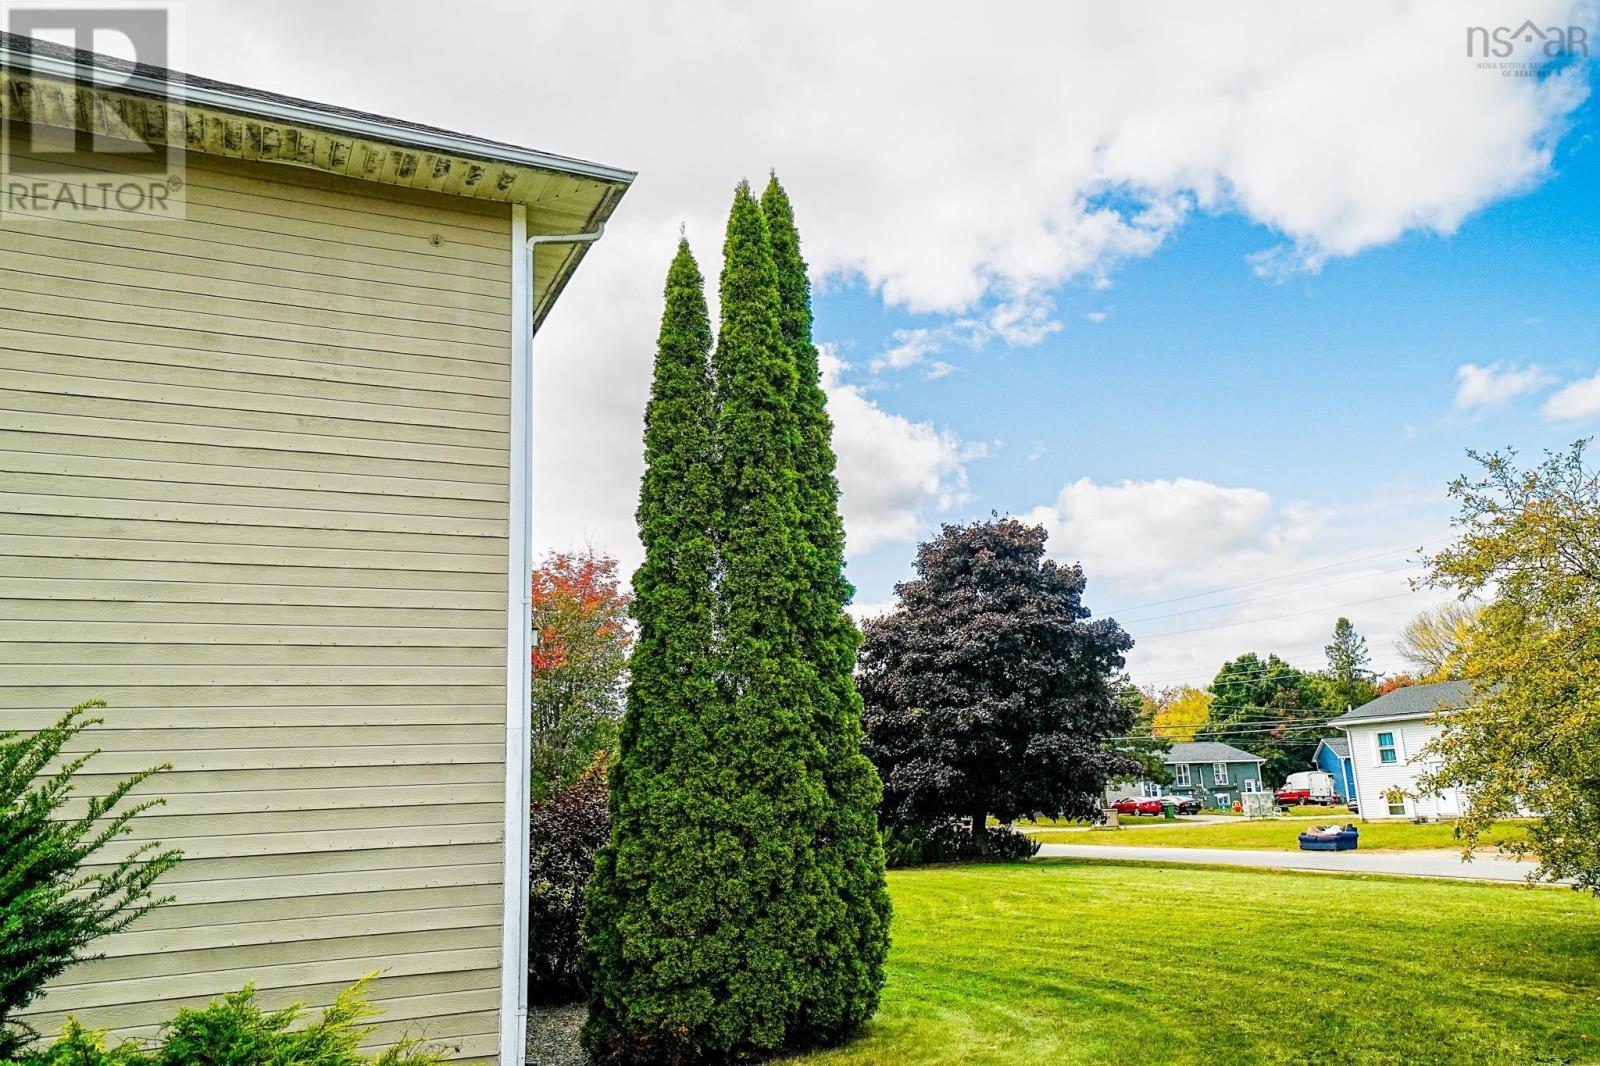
(1326, 681, 1471, 820)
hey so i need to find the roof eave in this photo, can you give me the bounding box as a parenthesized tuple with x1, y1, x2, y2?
(1327, 709, 1448, 729)
(0, 38, 637, 186)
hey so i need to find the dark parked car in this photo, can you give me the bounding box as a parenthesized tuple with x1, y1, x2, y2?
(1163, 795, 1203, 816)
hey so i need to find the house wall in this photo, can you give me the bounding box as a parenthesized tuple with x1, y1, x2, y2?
(1314, 746, 1356, 800)
(1345, 719, 1462, 821)
(1163, 761, 1263, 805)
(1, 147, 513, 1061)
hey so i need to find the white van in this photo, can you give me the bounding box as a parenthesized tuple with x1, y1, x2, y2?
(1275, 770, 1339, 805)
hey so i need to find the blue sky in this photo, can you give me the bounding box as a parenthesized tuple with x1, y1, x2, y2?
(174, 0, 1591, 690)
(813, 73, 1599, 685)
(183, 3, 1600, 687)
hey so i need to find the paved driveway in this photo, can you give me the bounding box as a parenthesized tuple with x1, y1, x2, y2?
(1035, 842, 1551, 883)
(1024, 815, 1234, 831)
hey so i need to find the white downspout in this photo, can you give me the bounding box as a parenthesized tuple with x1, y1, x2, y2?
(500, 211, 607, 1066)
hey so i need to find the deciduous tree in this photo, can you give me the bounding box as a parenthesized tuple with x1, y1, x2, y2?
(1207, 653, 1325, 785)
(1149, 685, 1213, 743)
(1419, 441, 1600, 891)
(530, 549, 632, 800)
(858, 518, 1140, 847)
(1395, 601, 1479, 680)
(1375, 673, 1418, 696)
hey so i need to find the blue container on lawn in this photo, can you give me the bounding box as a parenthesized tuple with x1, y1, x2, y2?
(1298, 826, 1359, 851)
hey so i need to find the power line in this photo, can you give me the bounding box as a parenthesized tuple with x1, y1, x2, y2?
(1129, 657, 1411, 689)
(1131, 590, 1420, 640)
(1128, 651, 1411, 684)
(1108, 722, 1342, 743)
(1114, 562, 1421, 625)
(1102, 537, 1447, 615)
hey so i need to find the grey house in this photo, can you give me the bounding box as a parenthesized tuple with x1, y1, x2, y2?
(1106, 740, 1267, 808)
(1158, 742, 1267, 806)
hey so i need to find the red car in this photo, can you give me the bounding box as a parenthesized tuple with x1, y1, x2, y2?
(1112, 797, 1165, 817)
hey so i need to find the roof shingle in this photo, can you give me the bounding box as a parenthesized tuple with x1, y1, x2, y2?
(1163, 741, 1263, 764)
(1325, 680, 1472, 727)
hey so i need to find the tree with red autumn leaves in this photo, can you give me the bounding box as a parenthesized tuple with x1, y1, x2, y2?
(531, 548, 633, 801)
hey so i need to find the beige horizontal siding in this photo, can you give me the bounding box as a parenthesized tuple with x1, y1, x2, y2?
(1, 318, 511, 387)
(0, 229, 510, 322)
(5, 147, 512, 1062)
(1, 351, 510, 421)
(95, 845, 507, 888)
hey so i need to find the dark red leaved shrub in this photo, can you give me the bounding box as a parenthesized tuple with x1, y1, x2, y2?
(529, 762, 610, 1001)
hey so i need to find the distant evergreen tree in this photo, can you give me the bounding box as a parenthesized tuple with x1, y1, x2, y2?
(582, 239, 724, 1063)
(1324, 616, 1376, 710)
(761, 175, 891, 1042)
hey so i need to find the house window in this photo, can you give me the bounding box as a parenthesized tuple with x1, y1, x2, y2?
(1174, 764, 1191, 787)
(1213, 762, 1229, 785)
(1243, 779, 1259, 793)
(1377, 732, 1398, 764)
(1387, 797, 1407, 816)
(1142, 781, 1161, 798)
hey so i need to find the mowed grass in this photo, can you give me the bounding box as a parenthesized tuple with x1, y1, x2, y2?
(782, 860, 1600, 1066)
(1031, 818, 1534, 851)
(1223, 804, 1358, 818)
(1009, 814, 1184, 828)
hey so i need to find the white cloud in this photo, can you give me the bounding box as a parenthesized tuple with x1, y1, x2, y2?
(1024, 478, 1303, 586)
(846, 599, 899, 624)
(876, 326, 969, 372)
(872, 295, 1060, 374)
(1084, 311, 1109, 324)
(820, 350, 974, 552)
(172, 0, 1591, 571)
(1023, 477, 1454, 686)
(986, 293, 1063, 347)
(1452, 361, 1554, 411)
(1542, 369, 1600, 422)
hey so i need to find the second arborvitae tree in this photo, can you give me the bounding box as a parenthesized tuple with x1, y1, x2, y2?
(761, 176, 891, 1043)
(587, 183, 886, 1062)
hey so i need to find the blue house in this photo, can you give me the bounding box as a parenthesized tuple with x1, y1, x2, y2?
(1314, 736, 1356, 801)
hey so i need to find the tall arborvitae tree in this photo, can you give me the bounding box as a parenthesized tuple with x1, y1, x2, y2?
(688, 179, 824, 1058)
(582, 239, 724, 1063)
(588, 186, 881, 1062)
(761, 175, 890, 1043)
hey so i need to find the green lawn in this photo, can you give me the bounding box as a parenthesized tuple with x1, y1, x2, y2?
(1030, 818, 1533, 851)
(782, 860, 1600, 1066)
(1220, 804, 1359, 818)
(1009, 814, 1186, 828)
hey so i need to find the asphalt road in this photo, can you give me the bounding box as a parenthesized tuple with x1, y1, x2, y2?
(1034, 843, 1551, 883)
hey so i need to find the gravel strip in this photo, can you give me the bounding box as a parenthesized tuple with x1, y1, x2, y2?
(526, 1003, 588, 1066)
